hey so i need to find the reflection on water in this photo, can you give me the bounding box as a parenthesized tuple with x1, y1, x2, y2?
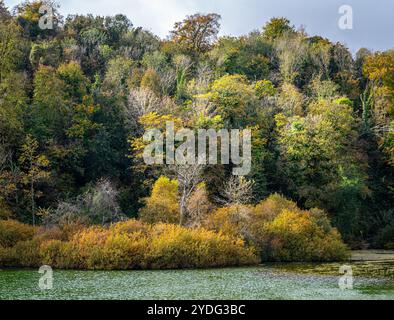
(0, 262, 393, 300)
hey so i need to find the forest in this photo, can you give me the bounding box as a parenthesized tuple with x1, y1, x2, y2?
(0, 0, 393, 269)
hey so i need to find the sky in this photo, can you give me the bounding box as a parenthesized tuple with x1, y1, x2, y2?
(4, 0, 394, 53)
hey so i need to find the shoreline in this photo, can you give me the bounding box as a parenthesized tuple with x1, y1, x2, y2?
(350, 251, 394, 262)
(2, 250, 394, 272)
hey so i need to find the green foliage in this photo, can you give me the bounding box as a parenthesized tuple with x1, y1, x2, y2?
(275, 99, 368, 236)
(374, 221, 394, 250)
(29, 40, 63, 69)
(262, 17, 295, 41)
(19, 134, 51, 225)
(200, 74, 258, 127)
(211, 34, 272, 80)
(15, 0, 61, 40)
(0, 18, 25, 81)
(254, 80, 277, 98)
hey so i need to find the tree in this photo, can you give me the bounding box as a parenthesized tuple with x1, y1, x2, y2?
(104, 14, 132, 46)
(29, 65, 69, 140)
(118, 27, 160, 61)
(211, 34, 272, 80)
(0, 71, 28, 148)
(82, 178, 124, 225)
(329, 43, 359, 99)
(219, 176, 254, 206)
(277, 83, 304, 116)
(15, 0, 62, 40)
(363, 50, 394, 165)
(101, 56, 134, 99)
(170, 13, 221, 55)
(262, 17, 295, 41)
(275, 32, 309, 84)
(254, 80, 277, 99)
(29, 39, 63, 69)
(140, 68, 163, 96)
(44, 178, 124, 226)
(363, 50, 394, 124)
(275, 99, 368, 236)
(186, 183, 214, 227)
(0, 1, 10, 21)
(19, 135, 50, 225)
(125, 87, 163, 132)
(0, 19, 24, 83)
(201, 74, 258, 127)
(0, 143, 13, 218)
(174, 164, 204, 226)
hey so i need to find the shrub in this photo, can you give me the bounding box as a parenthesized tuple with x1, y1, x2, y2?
(0, 220, 37, 248)
(145, 224, 257, 269)
(204, 194, 349, 262)
(40, 240, 77, 269)
(1, 219, 257, 270)
(0, 240, 42, 267)
(109, 219, 150, 235)
(43, 179, 125, 227)
(262, 209, 349, 262)
(203, 205, 252, 238)
(139, 177, 180, 224)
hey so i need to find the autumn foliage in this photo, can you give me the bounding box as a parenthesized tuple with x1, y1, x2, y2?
(0, 219, 257, 269)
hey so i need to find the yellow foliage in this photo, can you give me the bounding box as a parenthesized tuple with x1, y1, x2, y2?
(139, 176, 180, 224)
(0, 220, 257, 270)
(0, 219, 37, 248)
(204, 194, 349, 262)
(264, 209, 349, 262)
(145, 223, 257, 269)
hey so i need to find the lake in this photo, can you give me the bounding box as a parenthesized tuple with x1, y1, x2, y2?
(1, 261, 394, 300)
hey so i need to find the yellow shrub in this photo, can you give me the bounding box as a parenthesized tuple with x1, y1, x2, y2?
(0, 240, 41, 267)
(34, 222, 85, 243)
(204, 194, 349, 262)
(40, 240, 77, 269)
(139, 177, 180, 224)
(109, 219, 150, 235)
(252, 193, 298, 222)
(101, 233, 148, 270)
(145, 224, 257, 269)
(263, 210, 349, 262)
(0, 220, 37, 248)
(1, 219, 257, 270)
(203, 205, 252, 238)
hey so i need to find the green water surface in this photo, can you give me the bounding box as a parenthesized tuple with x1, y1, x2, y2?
(1, 262, 393, 300)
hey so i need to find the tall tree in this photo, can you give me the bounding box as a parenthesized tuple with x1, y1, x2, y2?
(170, 13, 221, 55)
(262, 17, 295, 41)
(19, 135, 50, 225)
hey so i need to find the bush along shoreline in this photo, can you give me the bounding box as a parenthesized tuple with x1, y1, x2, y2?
(0, 194, 349, 270)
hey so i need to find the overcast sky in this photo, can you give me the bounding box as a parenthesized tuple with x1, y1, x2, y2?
(4, 0, 394, 53)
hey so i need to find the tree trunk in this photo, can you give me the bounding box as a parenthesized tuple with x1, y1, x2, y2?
(179, 193, 188, 226)
(31, 180, 35, 226)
